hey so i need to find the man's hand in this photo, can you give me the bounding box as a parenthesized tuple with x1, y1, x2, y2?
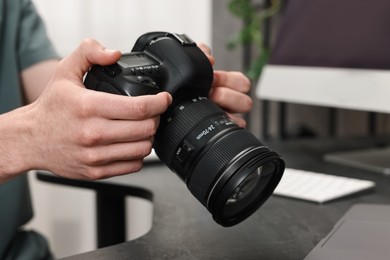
(0, 39, 172, 182)
(198, 43, 253, 128)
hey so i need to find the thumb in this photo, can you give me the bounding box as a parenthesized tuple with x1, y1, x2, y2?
(57, 38, 121, 79)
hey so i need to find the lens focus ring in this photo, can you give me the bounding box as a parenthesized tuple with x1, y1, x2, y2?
(154, 98, 225, 171)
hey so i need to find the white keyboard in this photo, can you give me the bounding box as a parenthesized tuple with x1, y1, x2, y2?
(273, 168, 375, 203)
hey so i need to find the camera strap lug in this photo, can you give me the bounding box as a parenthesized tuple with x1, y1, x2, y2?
(168, 33, 196, 46)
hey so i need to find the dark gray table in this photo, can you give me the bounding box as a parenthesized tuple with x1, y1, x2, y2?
(60, 137, 390, 260)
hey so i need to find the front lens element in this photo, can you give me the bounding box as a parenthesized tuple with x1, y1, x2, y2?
(226, 167, 262, 206)
(218, 160, 279, 224)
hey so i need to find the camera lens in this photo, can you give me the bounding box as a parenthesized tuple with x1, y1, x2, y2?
(223, 163, 274, 218)
(154, 97, 284, 227)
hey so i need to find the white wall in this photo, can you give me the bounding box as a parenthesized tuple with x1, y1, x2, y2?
(33, 0, 212, 56)
(27, 0, 211, 258)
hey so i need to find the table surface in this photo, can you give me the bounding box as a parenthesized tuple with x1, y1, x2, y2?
(60, 137, 390, 260)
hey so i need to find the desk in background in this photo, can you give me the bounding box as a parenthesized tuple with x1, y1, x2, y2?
(59, 137, 390, 260)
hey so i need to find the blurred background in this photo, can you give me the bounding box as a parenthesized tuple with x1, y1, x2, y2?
(26, 0, 390, 258)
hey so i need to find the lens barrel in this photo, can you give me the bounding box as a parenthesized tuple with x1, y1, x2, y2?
(154, 97, 284, 227)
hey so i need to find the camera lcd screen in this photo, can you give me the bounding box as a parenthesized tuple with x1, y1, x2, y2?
(118, 53, 158, 68)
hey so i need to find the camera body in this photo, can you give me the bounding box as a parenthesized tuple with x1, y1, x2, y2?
(85, 32, 285, 227)
(84, 32, 212, 102)
(85, 32, 227, 177)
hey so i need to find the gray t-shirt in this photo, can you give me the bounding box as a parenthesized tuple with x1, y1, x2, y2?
(0, 0, 59, 259)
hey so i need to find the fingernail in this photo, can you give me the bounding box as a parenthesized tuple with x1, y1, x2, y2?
(104, 48, 119, 54)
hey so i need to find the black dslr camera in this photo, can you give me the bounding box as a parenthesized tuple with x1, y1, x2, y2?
(84, 32, 285, 227)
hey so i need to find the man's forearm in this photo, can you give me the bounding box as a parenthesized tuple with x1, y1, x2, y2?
(0, 60, 59, 183)
(0, 104, 36, 183)
(21, 59, 60, 103)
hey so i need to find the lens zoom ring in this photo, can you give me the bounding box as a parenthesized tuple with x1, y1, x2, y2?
(154, 99, 225, 166)
(187, 129, 262, 206)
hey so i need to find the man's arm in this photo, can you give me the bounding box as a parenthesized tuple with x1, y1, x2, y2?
(0, 104, 37, 183)
(0, 59, 59, 183)
(0, 39, 172, 183)
(0, 49, 59, 182)
(21, 59, 60, 103)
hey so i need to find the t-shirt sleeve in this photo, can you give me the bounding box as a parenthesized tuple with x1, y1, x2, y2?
(17, 0, 59, 71)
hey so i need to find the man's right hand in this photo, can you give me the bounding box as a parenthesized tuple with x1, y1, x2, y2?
(0, 39, 172, 183)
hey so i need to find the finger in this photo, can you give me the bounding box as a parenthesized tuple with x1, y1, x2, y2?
(228, 113, 247, 128)
(209, 87, 253, 113)
(58, 39, 121, 79)
(80, 140, 154, 166)
(197, 42, 211, 55)
(81, 91, 172, 120)
(98, 159, 145, 179)
(79, 117, 160, 146)
(81, 159, 145, 180)
(197, 42, 215, 66)
(213, 71, 251, 93)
